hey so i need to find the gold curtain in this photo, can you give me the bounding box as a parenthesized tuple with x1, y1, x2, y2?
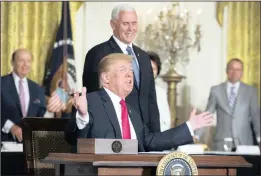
(1, 2, 83, 84)
(217, 2, 260, 98)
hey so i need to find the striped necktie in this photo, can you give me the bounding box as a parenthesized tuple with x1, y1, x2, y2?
(229, 86, 236, 108)
(126, 46, 140, 88)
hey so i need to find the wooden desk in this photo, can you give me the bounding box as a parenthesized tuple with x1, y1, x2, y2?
(43, 153, 252, 176)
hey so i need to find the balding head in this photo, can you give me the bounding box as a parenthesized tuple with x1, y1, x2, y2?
(226, 58, 243, 83)
(11, 48, 32, 79)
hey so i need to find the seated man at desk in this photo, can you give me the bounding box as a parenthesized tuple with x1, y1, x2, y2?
(67, 53, 214, 152)
(1, 48, 66, 142)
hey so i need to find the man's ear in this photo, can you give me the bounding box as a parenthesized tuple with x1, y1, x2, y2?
(11, 59, 14, 67)
(101, 72, 109, 84)
(110, 20, 116, 31)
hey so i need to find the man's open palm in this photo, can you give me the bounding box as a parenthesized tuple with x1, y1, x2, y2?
(189, 108, 214, 131)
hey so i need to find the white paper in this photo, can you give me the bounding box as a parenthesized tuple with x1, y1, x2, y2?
(177, 144, 205, 154)
(236, 145, 260, 155)
(1, 142, 23, 152)
(138, 150, 171, 154)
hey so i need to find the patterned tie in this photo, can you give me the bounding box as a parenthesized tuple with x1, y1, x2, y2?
(120, 99, 131, 139)
(229, 86, 236, 108)
(126, 46, 140, 88)
(19, 79, 27, 117)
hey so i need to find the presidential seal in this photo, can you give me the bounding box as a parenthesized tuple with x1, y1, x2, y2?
(111, 140, 122, 153)
(156, 151, 198, 175)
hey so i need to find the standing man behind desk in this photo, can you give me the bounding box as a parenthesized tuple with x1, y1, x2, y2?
(196, 58, 260, 150)
(69, 53, 214, 151)
(82, 4, 161, 132)
(1, 49, 66, 142)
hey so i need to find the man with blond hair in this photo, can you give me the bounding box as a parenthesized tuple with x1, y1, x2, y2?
(67, 53, 214, 151)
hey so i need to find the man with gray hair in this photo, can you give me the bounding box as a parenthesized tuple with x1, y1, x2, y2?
(82, 4, 161, 132)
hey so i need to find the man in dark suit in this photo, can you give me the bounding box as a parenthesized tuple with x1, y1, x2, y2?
(67, 53, 214, 151)
(82, 4, 161, 132)
(1, 48, 67, 142)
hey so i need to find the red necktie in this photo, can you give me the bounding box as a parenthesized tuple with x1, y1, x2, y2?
(120, 99, 131, 139)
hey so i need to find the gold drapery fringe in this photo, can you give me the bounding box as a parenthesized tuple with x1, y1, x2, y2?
(1, 2, 83, 84)
(217, 2, 260, 99)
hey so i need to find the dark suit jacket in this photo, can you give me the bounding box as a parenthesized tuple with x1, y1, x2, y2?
(1, 73, 46, 141)
(82, 36, 161, 132)
(66, 89, 193, 152)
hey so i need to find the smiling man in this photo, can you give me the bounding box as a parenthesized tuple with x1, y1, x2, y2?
(1, 48, 66, 142)
(196, 58, 260, 150)
(67, 53, 214, 151)
(82, 4, 161, 133)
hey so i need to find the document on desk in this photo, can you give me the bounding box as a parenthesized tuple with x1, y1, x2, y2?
(138, 150, 204, 155)
(204, 151, 259, 156)
(1, 142, 23, 152)
(139, 144, 207, 155)
(138, 151, 171, 154)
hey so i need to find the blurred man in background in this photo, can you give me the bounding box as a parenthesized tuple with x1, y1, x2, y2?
(1, 48, 66, 142)
(196, 58, 260, 150)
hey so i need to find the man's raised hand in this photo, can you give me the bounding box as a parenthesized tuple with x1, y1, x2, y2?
(189, 108, 214, 131)
(72, 87, 87, 116)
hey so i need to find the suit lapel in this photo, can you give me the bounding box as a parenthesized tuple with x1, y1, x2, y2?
(8, 74, 23, 116)
(27, 80, 35, 116)
(132, 45, 143, 91)
(127, 104, 143, 144)
(220, 83, 232, 114)
(233, 82, 245, 115)
(99, 89, 122, 139)
(109, 36, 123, 53)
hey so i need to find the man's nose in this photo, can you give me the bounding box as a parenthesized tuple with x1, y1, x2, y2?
(128, 24, 134, 31)
(127, 71, 133, 77)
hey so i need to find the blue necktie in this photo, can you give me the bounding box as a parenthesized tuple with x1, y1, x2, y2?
(229, 86, 236, 108)
(126, 46, 140, 87)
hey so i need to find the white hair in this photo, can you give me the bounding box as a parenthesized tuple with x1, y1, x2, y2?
(111, 3, 136, 21)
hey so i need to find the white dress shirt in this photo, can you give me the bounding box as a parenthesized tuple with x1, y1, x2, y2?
(76, 88, 137, 139)
(2, 72, 30, 134)
(76, 88, 195, 139)
(155, 83, 171, 132)
(112, 35, 139, 67)
(227, 81, 240, 97)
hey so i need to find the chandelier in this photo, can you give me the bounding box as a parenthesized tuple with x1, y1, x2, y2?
(139, 3, 201, 68)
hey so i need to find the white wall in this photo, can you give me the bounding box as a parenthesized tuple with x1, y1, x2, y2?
(75, 2, 227, 123)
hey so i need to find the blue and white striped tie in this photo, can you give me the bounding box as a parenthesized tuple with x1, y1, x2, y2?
(126, 46, 140, 88)
(229, 86, 236, 108)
